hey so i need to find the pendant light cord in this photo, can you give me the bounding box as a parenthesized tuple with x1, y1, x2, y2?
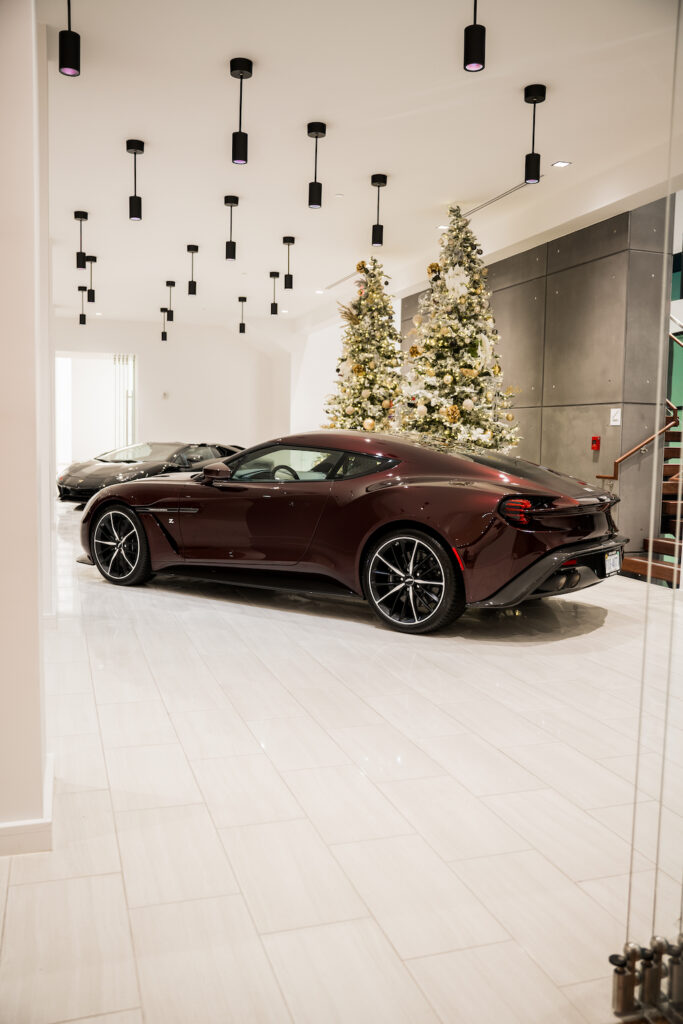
(67, 0, 72, 31)
(473, 0, 477, 24)
(238, 78, 243, 132)
(287, 245, 290, 273)
(133, 153, 137, 198)
(531, 103, 537, 154)
(229, 207, 233, 241)
(191, 252, 194, 281)
(79, 222, 82, 249)
(314, 137, 318, 183)
(376, 186, 381, 225)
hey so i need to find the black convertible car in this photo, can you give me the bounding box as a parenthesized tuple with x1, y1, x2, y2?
(57, 441, 242, 501)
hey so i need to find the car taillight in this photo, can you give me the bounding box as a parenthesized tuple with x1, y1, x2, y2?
(499, 497, 533, 524)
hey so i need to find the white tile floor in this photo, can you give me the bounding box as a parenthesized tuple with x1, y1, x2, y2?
(0, 501, 682, 1023)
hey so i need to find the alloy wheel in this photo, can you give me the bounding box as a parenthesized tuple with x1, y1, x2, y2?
(93, 509, 141, 581)
(368, 535, 446, 626)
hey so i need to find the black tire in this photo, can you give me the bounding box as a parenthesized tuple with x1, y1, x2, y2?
(363, 528, 465, 634)
(90, 503, 152, 586)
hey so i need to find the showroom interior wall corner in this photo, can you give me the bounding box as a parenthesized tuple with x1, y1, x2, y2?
(0, 0, 52, 853)
(53, 319, 291, 449)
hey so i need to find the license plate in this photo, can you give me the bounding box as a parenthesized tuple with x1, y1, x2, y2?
(605, 550, 621, 576)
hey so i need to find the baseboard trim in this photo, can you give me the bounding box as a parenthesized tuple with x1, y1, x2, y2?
(0, 753, 54, 855)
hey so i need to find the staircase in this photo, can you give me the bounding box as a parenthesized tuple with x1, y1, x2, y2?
(621, 424, 681, 586)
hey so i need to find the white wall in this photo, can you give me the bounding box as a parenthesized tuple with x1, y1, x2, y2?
(290, 319, 342, 433)
(52, 318, 291, 450)
(56, 353, 118, 465)
(0, 0, 50, 850)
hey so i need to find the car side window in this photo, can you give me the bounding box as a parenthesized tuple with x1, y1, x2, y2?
(231, 446, 343, 482)
(334, 452, 397, 479)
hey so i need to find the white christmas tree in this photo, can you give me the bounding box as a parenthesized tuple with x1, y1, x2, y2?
(400, 204, 518, 449)
(325, 257, 402, 431)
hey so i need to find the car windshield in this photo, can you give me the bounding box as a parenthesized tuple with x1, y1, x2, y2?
(96, 443, 181, 464)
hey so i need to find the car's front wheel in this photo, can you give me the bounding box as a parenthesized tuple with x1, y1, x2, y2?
(91, 504, 152, 586)
(363, 529, 465, 634)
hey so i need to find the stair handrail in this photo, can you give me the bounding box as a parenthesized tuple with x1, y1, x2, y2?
(596, 399, 679, 482)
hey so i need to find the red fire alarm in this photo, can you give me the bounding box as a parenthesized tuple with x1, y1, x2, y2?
(591, 436, 601, 451)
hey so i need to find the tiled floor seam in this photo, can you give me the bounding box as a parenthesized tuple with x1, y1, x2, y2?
(86, 626, 148, 1023)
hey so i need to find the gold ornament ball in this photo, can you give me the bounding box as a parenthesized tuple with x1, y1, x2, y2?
(361, 388, 371, 399)
(443, 374, 453, 385)
(363, 417, 375, 431)
(505, 413, 515, 422)
(345, 405, 354, 415)
(485, 390, 494, 402)
(369, 361, 376, 370)
(381, 399, 391, 409)
(462, 398, 474, 412)
(492, 364, 501, 376)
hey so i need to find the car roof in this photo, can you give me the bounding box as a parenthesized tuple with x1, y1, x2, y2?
(271, 430, 443, 459)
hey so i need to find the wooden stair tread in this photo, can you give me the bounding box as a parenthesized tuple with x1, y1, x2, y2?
(644, 537, 682, 558)
(663, 480, 682, 495)
(662, 499, 683, 513)
(665, 429, 682, 442)
(663, 464, 681, 477)
(622, 554, 681, 583)
(664, 446, 681, 459)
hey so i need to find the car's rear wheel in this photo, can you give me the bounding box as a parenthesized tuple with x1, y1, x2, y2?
(91, 504, 151, 586)
(363, 529, 465, 634)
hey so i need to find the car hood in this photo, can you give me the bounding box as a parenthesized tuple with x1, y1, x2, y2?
(62, 460, 166, 484)
(456, 449, 611, 501)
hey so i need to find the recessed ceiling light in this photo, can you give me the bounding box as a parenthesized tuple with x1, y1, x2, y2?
(335, 193, 344, 198)
(315, 289, 324, 294)
(552, 160, 571, 168)
(437, 224, 448, 230)
(282, 309, 289, 314)
(95, 312, 102, 316)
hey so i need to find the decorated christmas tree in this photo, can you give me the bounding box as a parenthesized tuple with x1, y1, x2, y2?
(400, 205, 518, 449)
(325, 257, 402, 432)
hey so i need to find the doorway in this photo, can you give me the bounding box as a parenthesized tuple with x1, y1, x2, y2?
(55, 352, 136, 473)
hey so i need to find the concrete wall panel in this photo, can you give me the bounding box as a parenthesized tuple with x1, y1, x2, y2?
(487, 244, 547, 292)
(547, 213, 629, 275)
(490, 278, 545, 407)
(616, 403, 663, 550)
(509, 406, 542, 464)
(629, 197, 673, 254)
(624, 250, 671, 405)
(543, 252, 628, 406)
(540, 404, 623, 484)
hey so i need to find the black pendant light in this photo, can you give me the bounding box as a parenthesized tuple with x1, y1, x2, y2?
(224, 196, 239, 260)
(126, 140, 144, 220)
(166, 281, 175, 321)
(307, 123, 326, 208)
(78, 285, 87, 324)
(464, 0, 485, 71)
(74, 211, 87, 268)
(160, 307, 168, 341)
(270, 271, 279, 315)
(230, 58, 253, 165)
(371, 173, 387, 246)
(283, 236, 295, 289)
(187, 245, 198, 295)
(59, 0, 80, 76)
(524, 84, 546, 184)
(239, 296, 247, 334)
(85, 254, 96, 302)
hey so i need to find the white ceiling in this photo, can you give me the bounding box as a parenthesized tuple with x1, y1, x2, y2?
(38, 0, 681, 346)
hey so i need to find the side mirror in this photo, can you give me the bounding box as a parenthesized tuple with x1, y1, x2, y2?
(203, 462, 233, 484)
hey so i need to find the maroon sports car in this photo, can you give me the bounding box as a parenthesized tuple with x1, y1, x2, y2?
(79, 430, 626, 634)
